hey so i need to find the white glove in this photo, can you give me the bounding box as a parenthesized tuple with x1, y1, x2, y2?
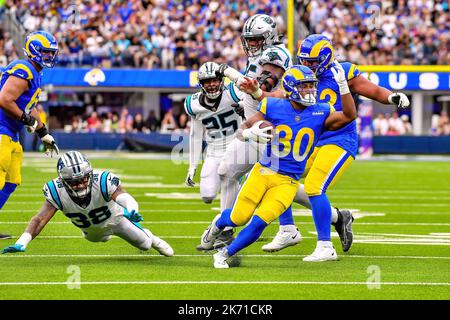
(41, 134, 59, 157)
(330, 60, 350, 95)
(185, 168, 196, 187)
(242, 120, 273, 144)
(388, 92, 410, 108)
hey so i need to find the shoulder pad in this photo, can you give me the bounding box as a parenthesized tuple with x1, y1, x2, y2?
(184, 94, 197, 117)
(6, 61, 34, 81)
(42, 180, 63, 210)
(260, 46, 292, 71)
(340, 62, 361, 81)
(99, 171, 121, 202)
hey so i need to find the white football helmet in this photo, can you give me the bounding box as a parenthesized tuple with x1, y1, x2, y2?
(57, 151, 93, 199)
(197, 62, 225, 99)
(241, 14, 278, 57)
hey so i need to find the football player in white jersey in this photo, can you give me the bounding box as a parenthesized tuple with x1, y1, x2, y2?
(2, 151, 174, 256)
(200, 14, 299, 247)
(184, 62, 244, 249)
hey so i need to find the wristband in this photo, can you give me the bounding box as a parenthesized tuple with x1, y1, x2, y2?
(36, 125, 49, 138)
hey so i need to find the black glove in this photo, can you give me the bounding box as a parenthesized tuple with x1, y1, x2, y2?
(215, 63, 229, 78)
(20, 112, 38, 132)
(231, 101, 245, 119)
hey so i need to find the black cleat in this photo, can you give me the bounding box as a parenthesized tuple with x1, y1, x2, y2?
(213, 228, 235, 250)
(0, 234, 12, 240)
(332, 209, 354, 252)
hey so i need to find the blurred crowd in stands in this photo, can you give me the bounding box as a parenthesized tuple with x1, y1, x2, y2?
(298, 0, 449, 65)
(3, 0, 447, 69)
(65, 107, 190, 134)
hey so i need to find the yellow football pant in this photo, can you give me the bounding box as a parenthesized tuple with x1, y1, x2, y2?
(230, 163, 300, 225)
(303, 144, 354, 196)
(0, 134, 23, 189)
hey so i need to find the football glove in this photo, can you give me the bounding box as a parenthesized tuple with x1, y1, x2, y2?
(185, 168, 196, 187)
(330, 61, 350, 95)
(242, 120, 273, 143)
(2, 244, 25, 254)
(123, 209, 143, 223)
(20, 112, 38, 133)
(215, 63, 229, 78)
(388, 92, 410, 108)
(231, 101, 245, 119)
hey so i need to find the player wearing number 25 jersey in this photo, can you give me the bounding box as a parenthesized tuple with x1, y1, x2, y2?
(2, 151, 173, 256)
(198, 64, 357, 268)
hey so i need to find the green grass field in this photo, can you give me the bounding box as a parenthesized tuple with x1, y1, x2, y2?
(1, 153, 449, 300)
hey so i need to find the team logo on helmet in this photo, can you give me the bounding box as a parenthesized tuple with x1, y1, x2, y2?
(23, 30, 59, 68)
(297, 34, 335, 76)
(282, 65, 318, 107)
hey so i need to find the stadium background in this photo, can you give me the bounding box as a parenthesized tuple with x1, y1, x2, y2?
(0, 0, 450, 302)
(0, 0, 449, 154)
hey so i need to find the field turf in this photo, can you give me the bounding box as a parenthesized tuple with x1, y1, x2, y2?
(0, 153, 449, 300)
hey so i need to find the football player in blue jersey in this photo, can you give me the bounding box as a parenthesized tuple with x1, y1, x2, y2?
(198, 63, 357, 268)
(0, 31, 60, 239)
(239, 34, 410, 254)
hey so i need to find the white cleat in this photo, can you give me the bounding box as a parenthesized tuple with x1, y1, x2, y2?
(213, 248, 230, 269)
(151, 235, 174, 257)
(199, 214, 222, 251)
(303, 243, 338, 262)
(262, 228, 302, 252)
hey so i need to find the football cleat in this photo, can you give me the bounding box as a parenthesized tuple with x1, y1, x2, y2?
(0, 234, 12, 240)
(261, 228, 302, 252)
(213, 248, 230, 269)
(198, 214, 222, 251)
(303, 242, 338, 262)
(332, 208, 354, 252)
(151, 235, 174, 257)
(213, 228, 235, 250)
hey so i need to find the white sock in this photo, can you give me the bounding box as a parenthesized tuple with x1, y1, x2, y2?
(280, 224, 297, 233)
(317, 240, 333, 248)
(331, 207, 339, 224)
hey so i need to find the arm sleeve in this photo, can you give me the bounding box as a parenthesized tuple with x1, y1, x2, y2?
(184, 96, 195, 117)
(189, 117, 204, 172)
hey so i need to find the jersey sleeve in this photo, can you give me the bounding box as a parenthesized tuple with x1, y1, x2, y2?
(257, 98, 270, 120)
(228, 82, 244, 103)
(42, 181, 62, 211)
(6, 63, 34, 81)
(184, 95, 195, 117)
(259, 46, 292, 71)
(99, 171, 121, 202)
(341, 62, 361, 81)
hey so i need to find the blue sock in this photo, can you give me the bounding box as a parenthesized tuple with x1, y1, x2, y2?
(216, 208, 238, 229)
(309, 194, 332, 241)
(0, 183, 17, 210)
(227, 215, 267, 256)
(278, 205, 294, 225)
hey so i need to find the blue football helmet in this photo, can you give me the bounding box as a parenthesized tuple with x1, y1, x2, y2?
(282, 65, 318, 106)
(297, 34, 334, 76)
(23, 31, 59, 68)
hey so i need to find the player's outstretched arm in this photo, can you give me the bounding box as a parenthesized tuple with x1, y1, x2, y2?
(0, 76, 39, 132)
(185, 118, 203, 187)
(325, 62, 357, 130)
(112, 186, 142, 223)
(348, 70, 410, 108)
(2, 201, 57, 254)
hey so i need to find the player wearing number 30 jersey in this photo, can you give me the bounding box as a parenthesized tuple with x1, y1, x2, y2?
(198, 63, 357, 268)
(2, 151, 173, 256)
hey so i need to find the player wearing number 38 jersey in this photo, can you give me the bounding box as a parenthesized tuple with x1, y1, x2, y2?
(198, 63, 357, 268)
(2, 151, 173, 256)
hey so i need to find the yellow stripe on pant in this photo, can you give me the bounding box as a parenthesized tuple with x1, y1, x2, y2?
(0, 134, 23, 189)
(304, 145, 354, 197)
(230, 163, 300, 225)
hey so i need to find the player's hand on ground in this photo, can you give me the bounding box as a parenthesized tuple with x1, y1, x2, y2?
(388, 92, 410, 108)
(242, 120, 273, 143)
(124, 209, 143, 223)
(185, 169, 196, 187)
(41, 134, 60, 157)
(2, 244, 25, 254)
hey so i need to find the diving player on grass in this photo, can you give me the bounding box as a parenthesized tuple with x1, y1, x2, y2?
(2, 151, 174, 256)
(199, 62, 357, 268)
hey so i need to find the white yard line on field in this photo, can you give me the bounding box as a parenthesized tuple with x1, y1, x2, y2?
(0, 280, 449, 286)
